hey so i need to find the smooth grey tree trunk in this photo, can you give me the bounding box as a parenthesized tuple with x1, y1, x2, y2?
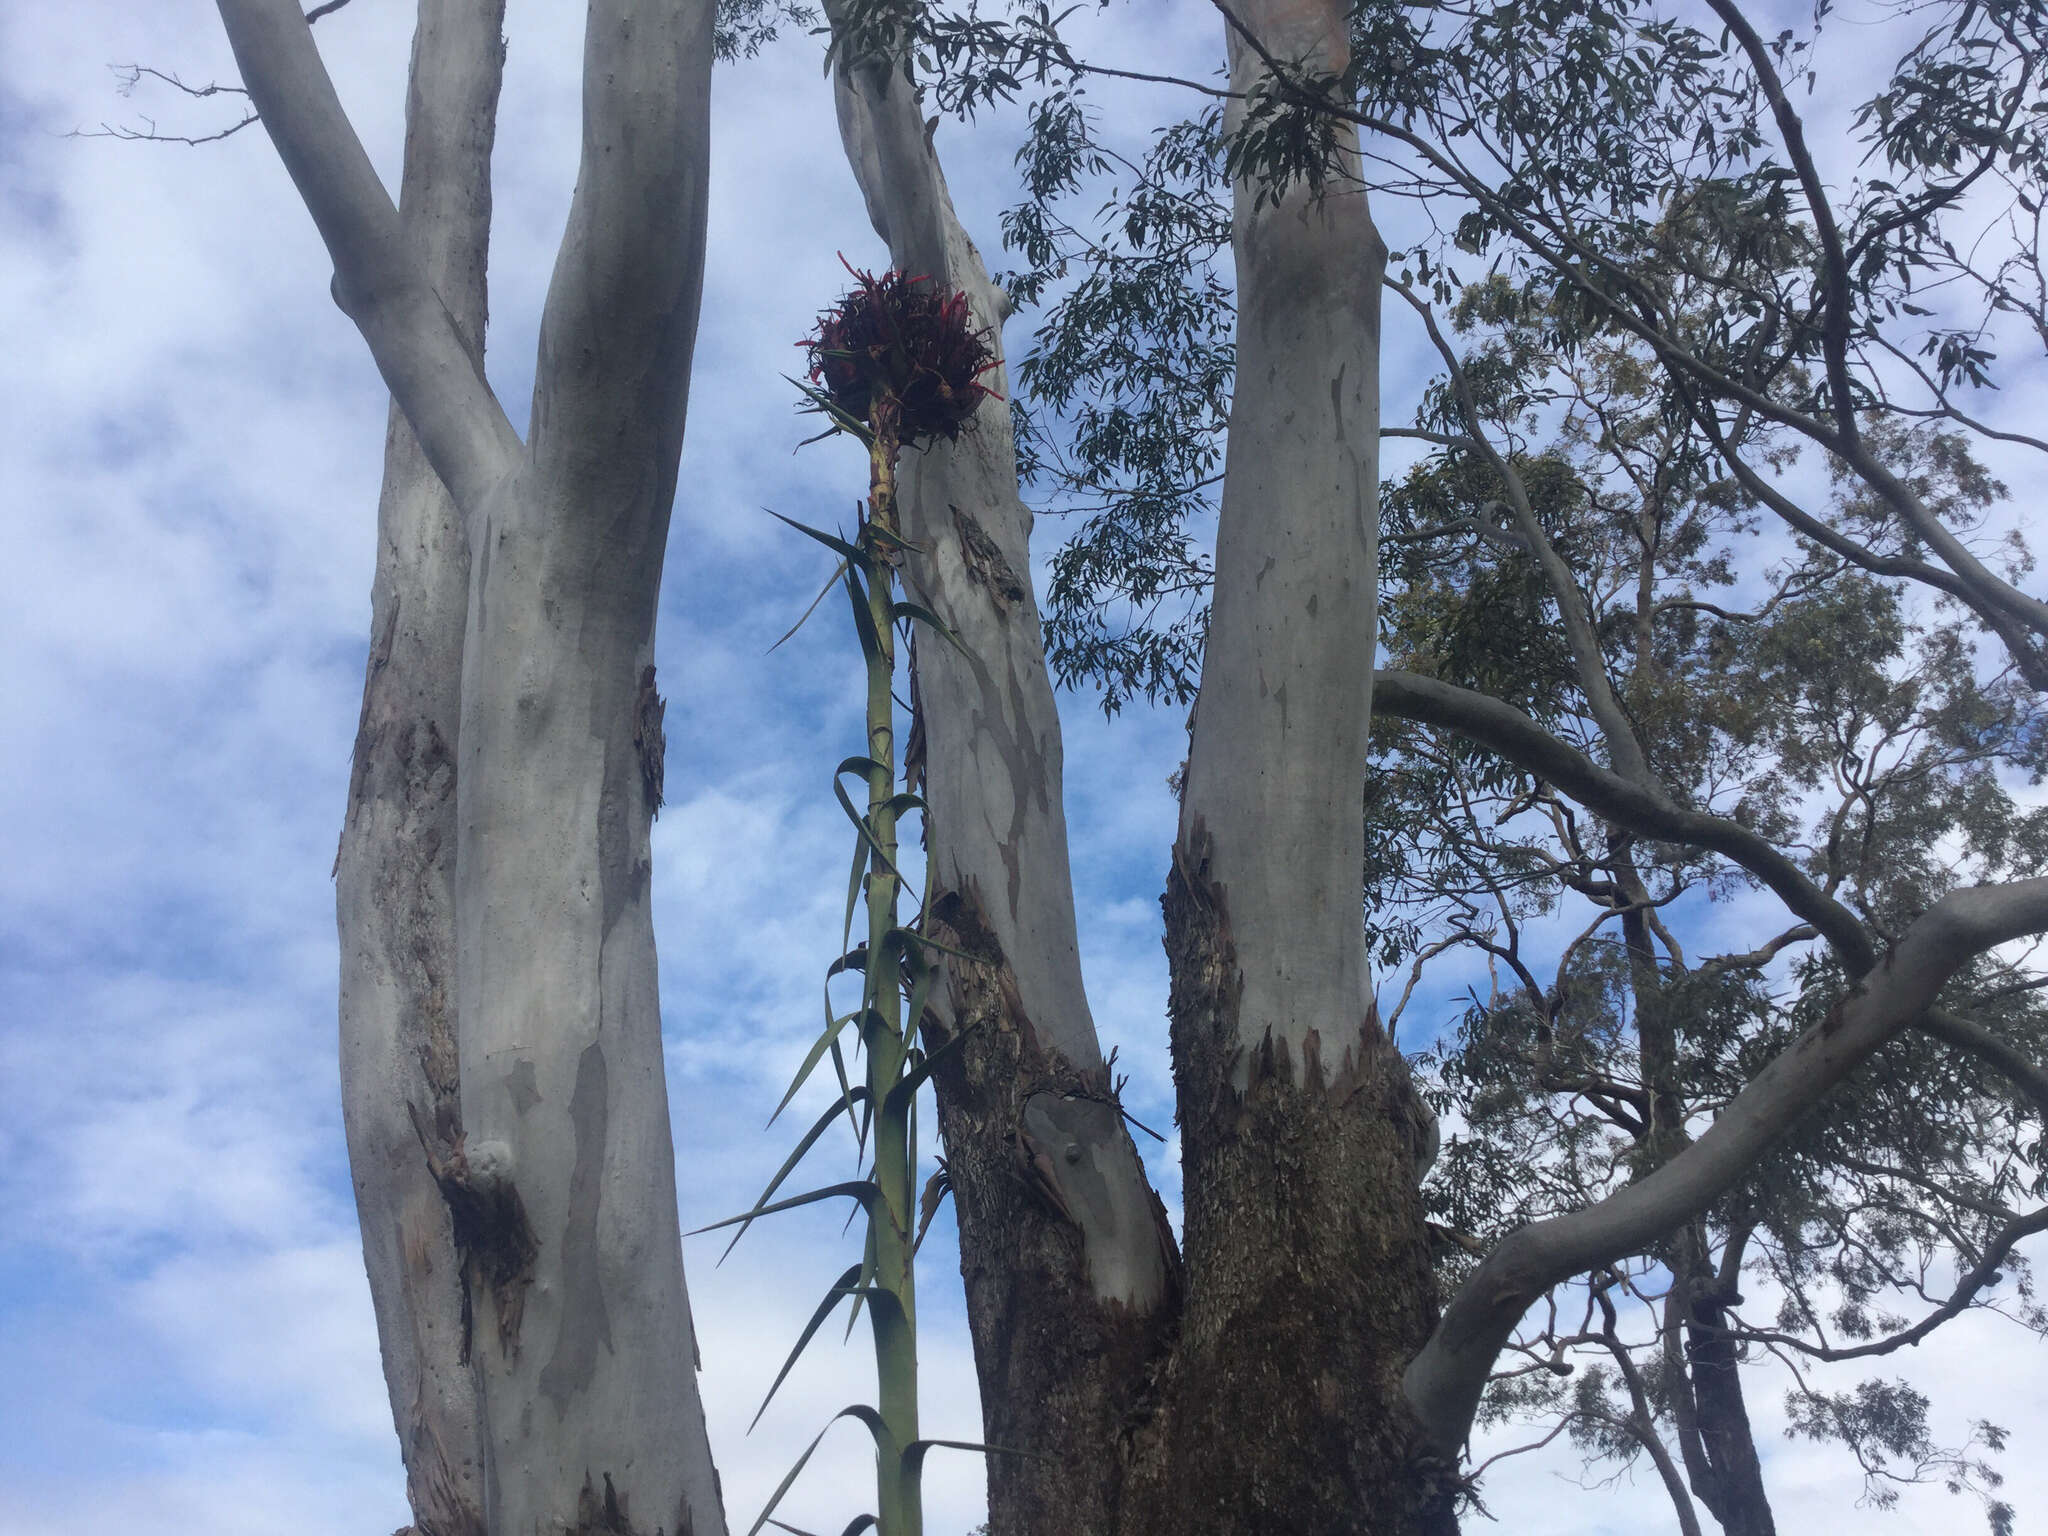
(1131, 2, 1453, 1529)
(219, 1, 728, 1531)
(450, 7, 722, 1525)
(334, 6, 502, 1533)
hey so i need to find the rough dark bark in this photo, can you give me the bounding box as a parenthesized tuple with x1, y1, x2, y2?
(1622, 898, 1778, 1536)
(1682, 1284, 1776, 1536)
(923, 887, 1178, 1536)
(1118, 829, 1455, 1536)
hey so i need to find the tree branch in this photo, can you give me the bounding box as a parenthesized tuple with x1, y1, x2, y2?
(1217, 0, 2048, 675)
(213, 0, 520, 515)
(526, 0, 715, 500)
(1698, 925, 1818, 976)
(1385, 276, 1655, 788)
(1371, 669, 1875, 972)
(1597, 1289, 1706, 1536)
(1916, 1005, 2048, 1122)
(1696, 0, 1856, 439)
(1724, 1204, 2048, 1362)
(1405, 876, 2048, 1454)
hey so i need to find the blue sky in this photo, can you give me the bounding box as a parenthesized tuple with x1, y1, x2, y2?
(2, 3, 2043, 1534)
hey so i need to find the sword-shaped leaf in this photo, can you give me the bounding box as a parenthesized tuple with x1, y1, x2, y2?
(831, 1032, 868, 1163)
(771, 1007, 861, 1128)
(745, 1405, 893, 1536)
(751, 1262, 869, 1432)
(900, 934, 937, 1040)
(845, 1259, 903, 1345)
(843, 559, 883, 663)
(903, 925, 977, 965)
(900, 1439, 1053, 1479)
(865, 522, 921, 557)
(726, 1089, 872, 1261)
(833, 770, 907, 886)
(891, 599, 967, 655)
(883, 1013, 981, 1117)
(786, 374, 877, 447)
(768, 555, 850, 654)
(765, 505, 866, 565)
(843, 1218, 880, 1343)
(841, 826, 866, 949)
(688, 1181, 880, 1240)
(879, 790, 926, 822)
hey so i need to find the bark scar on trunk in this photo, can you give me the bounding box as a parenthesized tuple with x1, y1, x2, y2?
(932, 885, 1182, 1304)
(634, 664, 666, 818)
(336, 591, 403, 875)
(409, 1103, 538, 1360)
(950, 502, 1026, 614)
(569, 1469, 686, 1536)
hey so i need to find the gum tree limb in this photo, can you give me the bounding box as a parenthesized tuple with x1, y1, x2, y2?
(214, 0, 520, 514)
(1406, 877, 2048, 1455)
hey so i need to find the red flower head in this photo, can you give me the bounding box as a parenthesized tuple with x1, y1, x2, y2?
(802, 261, 1002, 446)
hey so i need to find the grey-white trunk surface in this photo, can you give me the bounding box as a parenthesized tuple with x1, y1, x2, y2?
(1179, 0, 1387, 1084)
(452, 2, 724, 1528)
(833, 53, 1169, 1310)
(334, 6, 502, 1532)
(218, 1, 730, 1530)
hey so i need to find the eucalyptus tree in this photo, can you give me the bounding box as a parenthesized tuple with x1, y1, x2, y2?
(818, 0, 2048, 1531)
(1362, 274, 2046, 1535)
(181, 0, 2048, 1533)
(212, 2, 723, 1533)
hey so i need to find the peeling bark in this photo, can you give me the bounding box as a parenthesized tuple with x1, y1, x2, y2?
(635, 665, 667, 818)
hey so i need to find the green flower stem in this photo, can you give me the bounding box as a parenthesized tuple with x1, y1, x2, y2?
(861, 393, 920, 1536)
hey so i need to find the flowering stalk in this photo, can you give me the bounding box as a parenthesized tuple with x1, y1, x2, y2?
(860, 384, 920, 1536)
(703, 264, 998, 1536)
